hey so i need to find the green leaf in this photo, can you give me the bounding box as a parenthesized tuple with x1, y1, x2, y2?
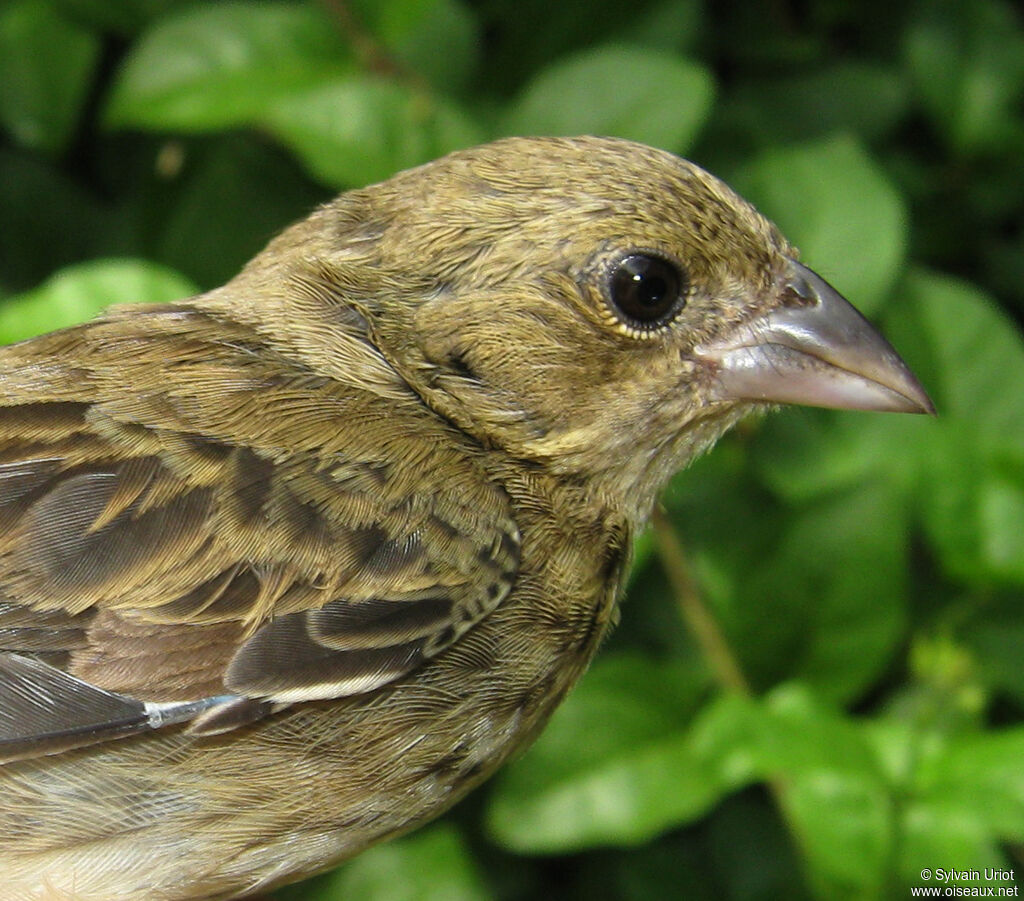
(726, 62, 909, 144)
(917, 425, 1024, 588)
(263, 77, 483, 188)
(149, 134, 326, 289)
(665, 447, 907, 701)
(892, 270, 1024, 583)
(758, 268, 1024, 586)
(706, 794, 813, 901)
(485, 656, 745, 852)
(752, 405, 933, 504)
(621, 0, 704, 56)
(869, 719, 1023, 888)
(628, 527, 654, 581)
(905, 0, 1024, 155)
(735, 135, 907, 314)
(0, 0, 100, 154)
(754, 483, 908, 702)
(962, 592, 1024, 705)
(0, 148, 112, 292)
(0, 259, 197, 344)
(899, 269, 1024, 451)
(601, 836, 722, 901)
(750, 687, 894, 898)
(914, 727, 1024, 840)
(106, 1, 350, 131)
(500, 45, 714, 155)
(349, 0, 480, 93)
(52, 0, 187, 35)
(291, 824, 491, 901)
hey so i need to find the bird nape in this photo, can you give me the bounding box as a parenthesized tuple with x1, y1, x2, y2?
(0, 136, 931, 900)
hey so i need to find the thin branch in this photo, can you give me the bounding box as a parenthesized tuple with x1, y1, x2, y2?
(651, 506, 819, 882)
(319, 0, 427, 92)
(651, 506, 751, 696)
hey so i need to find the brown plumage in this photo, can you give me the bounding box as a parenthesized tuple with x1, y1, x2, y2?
(0, 137, 931, 899)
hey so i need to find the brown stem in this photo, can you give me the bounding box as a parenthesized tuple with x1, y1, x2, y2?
(651, 506, 821, 888)
(319, 0, 425, 89)
(651, 506, 750, 695)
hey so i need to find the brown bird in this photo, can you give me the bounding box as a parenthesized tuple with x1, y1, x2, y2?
(0, 136, 931, 900)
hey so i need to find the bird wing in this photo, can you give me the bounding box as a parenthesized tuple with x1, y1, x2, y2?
(0, 304, 519, 760)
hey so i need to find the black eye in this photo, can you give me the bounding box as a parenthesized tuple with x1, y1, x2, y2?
(608, 253, 687, 330)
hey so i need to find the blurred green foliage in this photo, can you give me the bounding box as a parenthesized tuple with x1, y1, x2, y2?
(1, 0, 1023, 898)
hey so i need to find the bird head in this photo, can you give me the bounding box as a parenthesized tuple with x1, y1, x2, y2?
(235, 136, 932, 519)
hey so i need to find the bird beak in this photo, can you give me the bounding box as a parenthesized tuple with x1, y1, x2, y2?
(694, 260, 935, 414)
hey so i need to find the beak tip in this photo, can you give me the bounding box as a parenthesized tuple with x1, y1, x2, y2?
(697, 260, 937, 418)
(892, 394, 936, 417)
(881, 362, 936, 416)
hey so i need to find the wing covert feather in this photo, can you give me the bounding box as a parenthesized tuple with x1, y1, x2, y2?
(0, 304, 520, 754)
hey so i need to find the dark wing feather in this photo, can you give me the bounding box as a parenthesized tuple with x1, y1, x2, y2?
(0, 653, 148, 760)
(0, 304, 519, 758)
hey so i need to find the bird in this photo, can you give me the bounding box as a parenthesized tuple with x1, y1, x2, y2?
(0, 136, 932, 900)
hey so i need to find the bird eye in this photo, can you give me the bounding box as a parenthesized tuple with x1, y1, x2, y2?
(607, 253, 687, 331)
